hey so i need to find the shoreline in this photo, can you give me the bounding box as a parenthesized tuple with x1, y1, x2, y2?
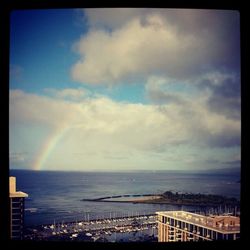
(82, 198, 237, 207)
(82, 192, 240, 207)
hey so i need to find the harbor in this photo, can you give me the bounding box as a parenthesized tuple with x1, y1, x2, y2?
(24, 214, 158, 242)
(24, 205, 240, 242)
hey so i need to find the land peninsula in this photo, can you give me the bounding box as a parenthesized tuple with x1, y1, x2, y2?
(82, 191, 239, 207)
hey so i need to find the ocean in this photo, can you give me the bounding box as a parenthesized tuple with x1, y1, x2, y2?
(10, 169, 240, 227)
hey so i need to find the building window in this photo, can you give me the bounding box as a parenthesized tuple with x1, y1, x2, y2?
(12, 225, 21, 230)
(175, 220, 180, 227)
(12, 231, 21, 237)
(170, 218, 174, 226)
(212, 231, 216, 239)
(161, 216, 164, 223)
(12, 214, 21, 220)
(217, 233, 223, 240)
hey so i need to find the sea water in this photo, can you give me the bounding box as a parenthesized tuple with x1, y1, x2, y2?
(9, 169, 240, 226)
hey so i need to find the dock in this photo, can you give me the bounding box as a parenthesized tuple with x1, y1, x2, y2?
(24, 214, 158, 242)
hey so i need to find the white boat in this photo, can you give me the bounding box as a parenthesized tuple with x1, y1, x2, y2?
(25, 208, 38, 213)
(91, 236, 100, 241)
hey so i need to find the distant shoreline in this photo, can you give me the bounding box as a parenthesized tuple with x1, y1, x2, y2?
(82, 191, 240, 207)
(10, 168, 241, 175)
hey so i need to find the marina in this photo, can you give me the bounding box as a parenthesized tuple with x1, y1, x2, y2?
(24, 214, 158, 242)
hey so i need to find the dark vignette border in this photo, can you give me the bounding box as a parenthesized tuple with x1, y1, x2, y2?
(0, 1, 247, 250)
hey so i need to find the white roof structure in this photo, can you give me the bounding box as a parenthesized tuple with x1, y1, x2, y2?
(9, 176, 28, 198)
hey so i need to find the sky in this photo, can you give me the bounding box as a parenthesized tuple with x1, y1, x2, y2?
(9, 8, 241, 172)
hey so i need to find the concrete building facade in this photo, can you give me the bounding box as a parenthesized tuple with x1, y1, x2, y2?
(156, 211, 240, 242)
(9, 176, 28, 240)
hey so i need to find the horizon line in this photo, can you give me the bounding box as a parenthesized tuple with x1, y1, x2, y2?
(10, 167, 240, 173)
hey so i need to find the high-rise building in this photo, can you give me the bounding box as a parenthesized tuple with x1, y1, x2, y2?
(156, 211, 240, 242)
(9, 176, 28, 240)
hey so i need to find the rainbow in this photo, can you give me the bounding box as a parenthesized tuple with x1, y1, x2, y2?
(33, 124, 71, 171)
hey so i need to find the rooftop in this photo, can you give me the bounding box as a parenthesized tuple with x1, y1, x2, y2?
(9, 191, 28, 198)
(9, 176, 28, 198)
(156, 211, 240, 233)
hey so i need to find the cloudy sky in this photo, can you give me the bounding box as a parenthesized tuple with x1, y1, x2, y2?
(9, 9, 241, 172)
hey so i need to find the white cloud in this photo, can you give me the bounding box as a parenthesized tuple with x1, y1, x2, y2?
(84, 8, 146, 30)
(10, 89, 81, 127)
(71, 9, 239, 85)
(71, 15, 201, 84)
(9, 89, 240, 170)
(10, 152, 25, 163)
(10, 89, 240, 150)
(44, 88, 89, 101)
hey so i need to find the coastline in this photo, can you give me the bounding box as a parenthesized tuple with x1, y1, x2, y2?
(82, 192, 240, 207)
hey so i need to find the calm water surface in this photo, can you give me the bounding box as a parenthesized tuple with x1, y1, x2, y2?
(10, 170, 240, 226)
